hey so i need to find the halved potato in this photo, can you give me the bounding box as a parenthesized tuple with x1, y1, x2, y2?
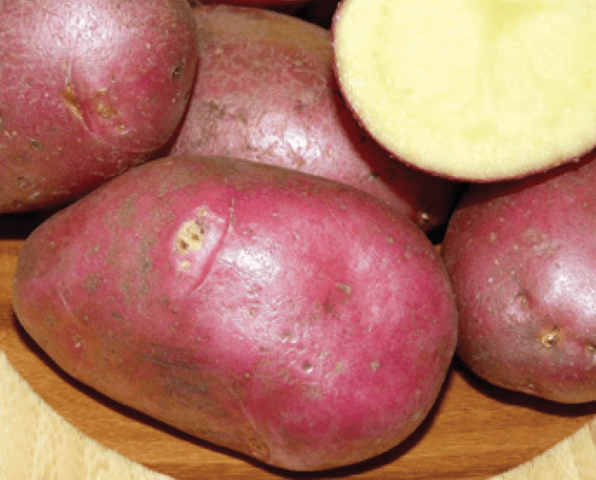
(333, 0, 596, 181)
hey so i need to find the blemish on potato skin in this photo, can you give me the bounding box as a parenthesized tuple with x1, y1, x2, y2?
(585, 344, 596, 357)
(525, 383, 537, 394)
(302, 362, 314, 373)
(29, 138, 44, 151)
(95, 101, 118, 119)
(180, 259, 191, 271)
(28, 191, 41, 202)
(280, 330, 296, 344)
(539, 327, 561, 348)
(83, 273, 100, 292)
(62, 83, 83, 121)
(171, 60, 185, 80)
(176, 218, 207, 253)
(369, 361, 380, 372)
(111, 312, 126, 323)
(16, 176, 31, 189)
(117, 198, 136, 226)
(245, 435, 270, 462)
(514, 291, 530, 309)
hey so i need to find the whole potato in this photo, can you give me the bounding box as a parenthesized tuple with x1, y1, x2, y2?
(0, 0, 198, 213)
(168, 4, 459, 233)
(13, 156, 457, 471)
(442, 152, 596, 403)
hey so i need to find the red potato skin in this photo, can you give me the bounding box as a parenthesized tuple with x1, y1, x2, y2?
(13, 156, 457, 471)
(441, 152, 596, 404)
(198, 0, 309, 15)
(167, 5, 459, 233)
(0, 0, 198, 213)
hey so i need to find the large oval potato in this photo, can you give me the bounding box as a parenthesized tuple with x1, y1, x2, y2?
(13, 156, 457, 471)
(0, 0, 198, 213)
(168, 4, 460, 233)
(442, 151, 596, 404)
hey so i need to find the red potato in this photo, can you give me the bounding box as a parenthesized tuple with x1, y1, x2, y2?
(12, 155, 458, 471)
(441, 151, 596, 404)
(167, 4, 459, 233)
(0, 0, 198, 213)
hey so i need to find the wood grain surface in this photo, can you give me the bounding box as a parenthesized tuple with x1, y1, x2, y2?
(1, 211, 596, 480)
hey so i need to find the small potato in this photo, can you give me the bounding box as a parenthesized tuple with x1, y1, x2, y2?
(13, 156, 457, 471)
(168, 4, 459, 233)
(0, 0, 198, 213)
(442, 151, 596, 404)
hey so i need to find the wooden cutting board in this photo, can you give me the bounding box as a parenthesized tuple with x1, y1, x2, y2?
(1, 211, 596, 480)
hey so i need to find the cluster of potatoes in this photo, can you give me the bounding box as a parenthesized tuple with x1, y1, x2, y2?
(3, 0, 596, 473)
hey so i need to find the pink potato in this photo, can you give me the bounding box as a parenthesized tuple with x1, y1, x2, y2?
(442, 151, 596, 404)
(0, 0, 198, 213)
(167, 4, 459, 233)
(13, 156, 457, 471)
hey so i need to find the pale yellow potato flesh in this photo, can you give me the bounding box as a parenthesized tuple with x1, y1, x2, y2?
(333, 0, 596, 181)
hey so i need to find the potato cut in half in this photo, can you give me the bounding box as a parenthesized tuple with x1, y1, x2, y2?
(333, 0, 596, 181)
